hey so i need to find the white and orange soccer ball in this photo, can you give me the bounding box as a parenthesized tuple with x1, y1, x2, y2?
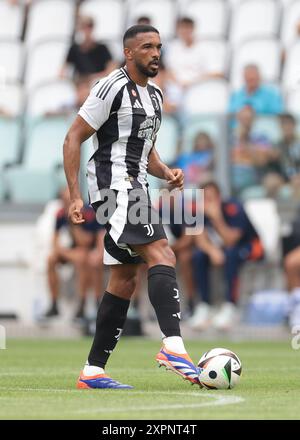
(198, 348, 242, 390)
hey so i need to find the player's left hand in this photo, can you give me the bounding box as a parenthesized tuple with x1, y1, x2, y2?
(165, 168, 184, 191)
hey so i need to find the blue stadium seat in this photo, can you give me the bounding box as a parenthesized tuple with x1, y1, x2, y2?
(24, 117, 70, 169)
(5, 168, 58, 203)
(0, 117, 21, 169)
(0, 171, 6, 201)
(181, 115, 223, 153)
(155, 115, 179, 165)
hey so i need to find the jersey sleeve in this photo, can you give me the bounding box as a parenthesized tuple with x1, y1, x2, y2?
(78, 79, 116, 131)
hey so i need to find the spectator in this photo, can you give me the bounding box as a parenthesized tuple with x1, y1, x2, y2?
(60, 16, 116, 81)
(230, 105, 280, 194)
(283, 203, 300, 327)
(276, 114, 300, 197)
(189, 181, 264, 330)
(165, 17, 224, 93)
(136, 16, 151, 26)
(42, 188, 105, 320)
(174, 132, 215, 187)
(228, 65, 284, 116)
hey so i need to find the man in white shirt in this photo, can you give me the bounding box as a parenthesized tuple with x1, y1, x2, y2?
(165, 17, 224, 91)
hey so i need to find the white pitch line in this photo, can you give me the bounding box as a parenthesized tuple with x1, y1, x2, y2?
(75, 392, 244, 414)
(0, 387, 245, 413)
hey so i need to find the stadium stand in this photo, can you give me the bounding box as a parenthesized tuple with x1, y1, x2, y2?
(25, 0, 75, 47)
(230, 0, 279, 47)
(1, 0, 300, 333)
(0, 0, 24, 39)
(181, 0, 229, 39)
(230, 38, 281, 90)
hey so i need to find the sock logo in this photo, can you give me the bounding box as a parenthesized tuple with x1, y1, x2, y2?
(115, 328, 123, 340)
(172, 312, 181, 320)
(173, 288, 180, 302)
(144, 224, 154, 237)
(104, 349, 113, 354)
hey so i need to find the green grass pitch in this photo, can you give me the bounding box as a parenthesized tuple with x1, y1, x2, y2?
(0, 338, 299, 420)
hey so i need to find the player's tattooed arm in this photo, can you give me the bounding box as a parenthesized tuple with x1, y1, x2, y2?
(63, 115, 95, 224)
(148, 147, 184, 190)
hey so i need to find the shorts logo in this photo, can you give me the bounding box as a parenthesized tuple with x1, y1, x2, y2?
(144, 224, 154, 237)
(172, 312, 181, 320)
(173, 288, 180, 302)
(115, 328, 122, 340)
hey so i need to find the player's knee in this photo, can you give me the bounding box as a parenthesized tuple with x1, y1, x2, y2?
(152, 240, 176, 267)
(116, 275, 137, 297)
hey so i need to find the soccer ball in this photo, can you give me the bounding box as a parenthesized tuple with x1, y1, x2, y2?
(198, 347, 242, 390)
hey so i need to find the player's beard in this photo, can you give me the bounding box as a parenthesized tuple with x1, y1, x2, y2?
(135, 60, 159, 78)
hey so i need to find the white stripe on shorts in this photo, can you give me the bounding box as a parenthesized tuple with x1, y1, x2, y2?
(109, 190, 129, 245)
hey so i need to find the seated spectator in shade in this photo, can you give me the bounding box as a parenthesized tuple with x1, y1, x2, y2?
(189, 181, 264, 330)
(276, 114, 300, 186)
(228, 65, 284, 116)
(165, 17, 224, 94)
(283, 203, 300, 328)
(174, 132, 215, 187)
(60, 16, 116, 81)
(42, 187, 105, 321)
(230, 105, 280, 194)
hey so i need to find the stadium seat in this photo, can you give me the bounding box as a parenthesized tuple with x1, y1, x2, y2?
(79, 0, 125, 41)
(0, 1, 24, 39)
(182, 0, 229, 39)
(24, 40, 70, 91)
(282, 41, 300, 92)
(252, 116, 281, 144)
(0, 83, 24, 117)
(231, 39, 281, 90)
(0, 171, 6, 201)
(155, 115, 179, 165)
(230, 0, 279, 46)
(27, 80, 76, 117)
(183, 80, 229, 115)
(281, 0, 300, 48)
(244, 198, 281, 263)
(200, 39, 228, 75)
(181, 115, 223, 153)
(127, 0, 176, 39)
(23, 117, 70, 169)
(286, 88, 300, 115)
(0, 41, 24, 83)
(25, 0, 75, 46)
(5, 167, 58, 203)
(0, 117, 21, 169)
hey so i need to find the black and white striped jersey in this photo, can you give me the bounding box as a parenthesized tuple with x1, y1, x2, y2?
(78, 67, 163, 203)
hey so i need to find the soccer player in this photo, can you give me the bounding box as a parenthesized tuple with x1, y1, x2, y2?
(63, 25, 200, 389)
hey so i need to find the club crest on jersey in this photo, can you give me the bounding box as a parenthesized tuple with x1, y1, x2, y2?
(131, 89, 137, 97)
(150, 93, 159, 111)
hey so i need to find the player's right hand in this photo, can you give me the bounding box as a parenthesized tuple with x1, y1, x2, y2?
(68, 198, 85, 224)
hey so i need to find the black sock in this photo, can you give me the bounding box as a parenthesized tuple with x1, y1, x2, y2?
(88, 291, 130, 368)
(148, 265, 181, 337)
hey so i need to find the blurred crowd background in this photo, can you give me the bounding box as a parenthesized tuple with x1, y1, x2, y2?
(1, 0, 300, 338)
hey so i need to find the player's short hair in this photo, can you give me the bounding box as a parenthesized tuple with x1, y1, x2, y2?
(123, 25, 159, 47)
(177, 17, 195, 27)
